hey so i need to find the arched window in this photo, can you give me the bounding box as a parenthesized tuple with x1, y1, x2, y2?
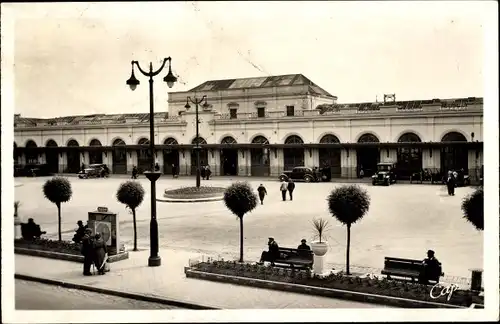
(357, 133, 379, 143)
(221, 136, 237, 144)
(164, 137, 178, 145)
(398, 133, 422, 143)
(320, 134, 340, 144)
(441, 132, 467, 142)
(138, 138, 150, 145)
(46, 139, 58, 147)
(191, 137, 207, 145)
(67, 139, 79, 147)
(251, 136, 269, 144)
(112, 138, 126, 146)
(285, 135, 304, 144)
(89, 139, 102, 146)
(26, 140, 38, 148)
(397, 132, 422, 179)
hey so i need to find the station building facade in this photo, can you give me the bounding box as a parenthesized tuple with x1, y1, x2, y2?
(14, 74, 484, 181)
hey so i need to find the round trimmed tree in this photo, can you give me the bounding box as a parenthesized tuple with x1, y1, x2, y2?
(223, 182, 258, 262)
(327, 185, 370, 275)
(461, 188, 484, 231)
(116, 181, 145, 251)
(43, 177, 72, 241)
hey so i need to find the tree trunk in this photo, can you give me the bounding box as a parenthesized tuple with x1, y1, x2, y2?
(57, 202, 62, 241)
(239, 216, 244, 262)
(346, 223, 351, 275)
(132, 209, 138, 251)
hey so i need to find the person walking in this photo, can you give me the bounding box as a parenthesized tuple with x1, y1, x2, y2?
(81, 228, 94, 276)
(257, 184, 267, 205)
(280, 180, 288, 201)
(131, 166, 138, 179)
(172, 164, 178, 178)
(287, 179, 296, 201)
(92, 232, 108, 275)
(201, 165, 206, 180)
(205, 165, 212, 180)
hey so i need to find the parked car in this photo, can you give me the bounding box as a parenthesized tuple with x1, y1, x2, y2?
(279, 166, 322, 182)
(15, 163, 52, 177)
(372, 162, 398, 186)
(78, 164, 109, 179)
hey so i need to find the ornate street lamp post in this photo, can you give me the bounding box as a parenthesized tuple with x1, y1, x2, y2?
(126, 57, 177, 267)
(184, 95, 209, 188)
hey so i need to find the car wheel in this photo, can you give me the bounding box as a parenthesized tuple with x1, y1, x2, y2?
(304, 176, 312, 183)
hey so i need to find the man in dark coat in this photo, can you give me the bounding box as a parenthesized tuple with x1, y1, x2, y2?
(172, 164, 178, 178)
(205, 165, 212, 180)
(132, 166, 138, 179)
(201, 165, 206, 180)
(287, 179, 296, 201)
(419, 250, 442, 284)
(21, 218, 46, 240)
(257, 184, 267, 205)
(259, 237, 280, 266)
(297, 239, 311, 257)
(446, 171, 456, 196)
(81, 228, 94, 276)
(72, 220, 87, 244)
(154, 162, 160, 172)
(93, 233, 108, 275)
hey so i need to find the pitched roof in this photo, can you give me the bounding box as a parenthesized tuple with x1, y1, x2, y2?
(189, 74, 334, 97)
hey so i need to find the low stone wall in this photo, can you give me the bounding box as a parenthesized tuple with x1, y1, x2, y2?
(185, 267, 478, 309)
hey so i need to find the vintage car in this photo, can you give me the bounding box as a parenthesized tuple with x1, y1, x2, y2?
(279, 166, 322, 182)
(372, 162, 398, 186)
(78, 164, 109, 179)
(15, 163, 52, 177)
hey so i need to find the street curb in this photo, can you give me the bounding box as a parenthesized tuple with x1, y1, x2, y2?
(14, 273, 219, 310)
(157, 196, 223, 203)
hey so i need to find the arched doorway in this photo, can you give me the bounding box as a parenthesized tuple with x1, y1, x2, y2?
(220, 136, 238, 176)
(163, 137, 179, 175)
(89, 139, 103, 164)
(137, 138, 151, 173)
(112, 138, 127, 174)
(191, 137, 208, 175)
(397, 133, 422, 179)
(356, 133, 380, 177)
(441, 132, 468, 172)
(25, 140, 39, 164)
(283, 135, 304, 170)
(319, 134, 341, 179)
(66, 139, 80, 173)
(250, 136, 270, 176)
(45, 139, 59, 174)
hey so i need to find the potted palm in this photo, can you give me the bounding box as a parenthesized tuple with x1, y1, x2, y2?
(311, 218, 330, 256)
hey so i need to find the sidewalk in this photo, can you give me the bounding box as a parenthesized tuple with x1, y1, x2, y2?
(15, 248, 391, 309)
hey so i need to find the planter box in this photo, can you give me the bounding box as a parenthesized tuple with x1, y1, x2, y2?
(15, 247, 129, 263)
(184, 265, 479, 309)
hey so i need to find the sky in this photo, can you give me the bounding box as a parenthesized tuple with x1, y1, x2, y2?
(4, 1, 490, 118)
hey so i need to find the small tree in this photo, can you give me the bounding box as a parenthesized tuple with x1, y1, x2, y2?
(327, 185, 370, 275)
(461, 188, 484, 231)
(43, 177, 72, 241)
(312, 218, 331, 243)
(116, 181, 145, 251)
(223, 182, 258, 262)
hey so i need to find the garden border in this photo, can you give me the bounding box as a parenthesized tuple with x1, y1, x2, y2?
(184, 267, 477, 309)
(15, 247, 129, 263)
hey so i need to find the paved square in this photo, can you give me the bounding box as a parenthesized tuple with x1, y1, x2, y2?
(14, 176, 482, 279)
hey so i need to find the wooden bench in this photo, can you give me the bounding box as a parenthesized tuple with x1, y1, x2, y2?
(271, 247, 314, 270)
(381, 257, 444, 283)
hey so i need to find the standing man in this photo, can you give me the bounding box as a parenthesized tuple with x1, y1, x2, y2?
(287, 179, 296, 201)
(446, 171, 456, 196)
(257, 183, 268, 205)
(172, 163, 178, 178)
(280, 179, 288, 201)
(205, 165, 212, 180)
(131, 166, 138, 179)
(81, 228, 94, 276)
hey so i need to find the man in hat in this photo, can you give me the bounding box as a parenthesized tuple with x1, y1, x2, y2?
(72, 220, 87, 244)
(259, 237, 280, 266)
(419, 249, 442, 284)
(81, 228, 94, 276)
(297, 239, 311, 257)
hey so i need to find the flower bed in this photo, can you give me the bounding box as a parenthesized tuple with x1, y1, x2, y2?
(188, 260, 483, 308)
(15, 238, 81, 255)
(164, 186, 226, 199)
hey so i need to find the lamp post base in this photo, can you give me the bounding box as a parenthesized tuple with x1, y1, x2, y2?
(148, 255, 162, 267)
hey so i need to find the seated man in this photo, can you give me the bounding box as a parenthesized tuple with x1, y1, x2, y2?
(297, 239, 311, 257)
(419, 249, 442, 284)
(259, 237, 280, 266)
(21, 218, 46, 240)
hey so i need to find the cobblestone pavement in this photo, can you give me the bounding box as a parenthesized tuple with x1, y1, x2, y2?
(14, 176, 482, 281)
(15, 279, 180, 310)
